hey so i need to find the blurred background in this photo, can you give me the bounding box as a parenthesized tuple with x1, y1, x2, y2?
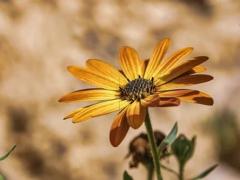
(0, 0, 239, 179)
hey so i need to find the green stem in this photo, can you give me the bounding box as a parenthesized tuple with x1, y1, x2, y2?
(144, 110, 163, 180)
(146, 163, 154, 180)
(179, 164, 184, 180)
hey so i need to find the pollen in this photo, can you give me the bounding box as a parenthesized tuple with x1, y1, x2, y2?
(120, 76, 155, 101)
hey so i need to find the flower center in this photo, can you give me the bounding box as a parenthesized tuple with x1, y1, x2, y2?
(120, 76, 155, 101)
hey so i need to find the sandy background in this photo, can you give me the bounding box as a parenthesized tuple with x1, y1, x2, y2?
(0, 0, 240, 180)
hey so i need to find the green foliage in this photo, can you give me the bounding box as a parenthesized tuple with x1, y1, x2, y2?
(158, 122, 178, 153)
(0, 145, 16, 161)
(123, 170, 133, 180)
(171, 134, 196, 167)
(190, 164, 218, 180)
(170, 135, 217, 180)
(125, 123, 217, 180)
(0, 145, 16, 180)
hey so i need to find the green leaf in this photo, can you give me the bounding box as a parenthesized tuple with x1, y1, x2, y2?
(0, 174, 4, 180)
(171, 135, 196, 167)
(123, 171, 133, 180)
(159, 122, 178, 152)
(190, 164, 218, 180)
(0, 145, 16, 161)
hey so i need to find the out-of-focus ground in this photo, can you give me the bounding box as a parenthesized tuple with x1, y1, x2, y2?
(0, 0, 239, 180)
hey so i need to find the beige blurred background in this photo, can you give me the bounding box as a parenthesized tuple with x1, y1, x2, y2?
(0, 0, 240, 180)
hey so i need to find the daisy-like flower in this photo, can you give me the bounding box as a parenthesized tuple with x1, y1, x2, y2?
(59, 38, 213, 147)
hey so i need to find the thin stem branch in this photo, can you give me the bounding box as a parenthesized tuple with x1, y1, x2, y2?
(160, 163, 179, 177)
(144, 110, 163, 180)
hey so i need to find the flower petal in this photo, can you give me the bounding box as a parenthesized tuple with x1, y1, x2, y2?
(159, 89, 214, 105)
(67, 66, 120, 90)
(187, 65, 206, 74)
(119, 47, 143, 80)
(126, 101, 146, 129)
(65, 99, 130, 123)
(153, 47, 193, 78)
(86, 59, 128, 86)
(154, 97, 180, 107)
(110, 108, 129, 147)
(142, 59, 149, 75)
(59, 88, 119, 102)
(142, 95, 180, 107)
(144, 38, 170, 79)
(158, 74, 213, 89)
(155, 56, 208, 85)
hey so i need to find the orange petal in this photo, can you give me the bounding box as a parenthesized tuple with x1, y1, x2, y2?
(59, 88, 119, 103)
(155, 56, 208, 85)
(67, 66, 120, 90)
(153, 47, 193, 78)
(141, 94, 160, 107)
(156, 98, 180, 107)
(141, 95, 180, 107)
(187, 65, 206, 74)
(144, 38, 170, 79)
(159, 89, 214, 105)
(126, 101, 146, 129)
(110, 108, 129, 147)
(119, 47, 143, 80)
(142, 59, 149, 75)
(158, 74, 213, 89)
(65, 99, 130, 123)
(86, 59, 128, 86)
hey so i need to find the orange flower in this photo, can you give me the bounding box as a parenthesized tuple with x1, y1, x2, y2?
(59, 38, 213, 147)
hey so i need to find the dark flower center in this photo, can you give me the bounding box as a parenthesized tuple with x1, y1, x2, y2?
(120, 76, 155, 101)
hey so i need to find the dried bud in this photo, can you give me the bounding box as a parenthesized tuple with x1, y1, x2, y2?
(125, 131, 165, 168)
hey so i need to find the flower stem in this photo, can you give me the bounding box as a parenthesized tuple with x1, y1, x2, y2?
(179, 165, 184, 180)
(144, 110, 163, 180)
(146, 163, 154, 180)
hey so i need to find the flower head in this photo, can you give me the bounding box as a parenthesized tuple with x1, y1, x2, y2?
(59, 38, 213, 146)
